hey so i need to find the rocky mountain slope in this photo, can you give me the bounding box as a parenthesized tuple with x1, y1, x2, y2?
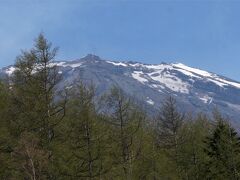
(1, 54, 240, 126)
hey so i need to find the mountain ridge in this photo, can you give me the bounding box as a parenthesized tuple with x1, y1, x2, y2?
(1, 54, 240, 127)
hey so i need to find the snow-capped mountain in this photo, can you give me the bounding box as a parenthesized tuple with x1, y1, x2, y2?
(1, 54, 240, 126)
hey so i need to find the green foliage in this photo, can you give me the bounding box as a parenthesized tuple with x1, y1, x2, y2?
(154, 97, 187, 178)
(55, 83, 109, 179)
(2, 34, 66, 178)
(10, 33, 64, 142)
(100, 86, 146, 179)
(13, 132, 49, 179)
(177, 114, 211, 179)
(204, 115, 240, 180)
(1, 34, 240, 179)
(0, 81, 14, 178)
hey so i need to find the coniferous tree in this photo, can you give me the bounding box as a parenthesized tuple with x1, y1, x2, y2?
(10, 33, 66, 143)
(7, 34, 66, 178)
(3, 33, 240, 179)
(56, 83, 109, 179)
(0, 81, 14, 178)
(179, 114, 211, 179)
(101, 86, 145, 179)
(155, 96, 186, 178)
(204, 114, 240, 180)
(133, 124, 166, 180)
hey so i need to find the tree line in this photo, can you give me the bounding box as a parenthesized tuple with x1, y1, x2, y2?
(0, 34, 240, 180)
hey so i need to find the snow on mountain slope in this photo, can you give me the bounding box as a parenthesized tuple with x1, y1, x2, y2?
(172, 63, 240, 88)
(1, 54, 240, 127)
(5, 67, 16, 75)
(105, 60, 240, 95)
(3, 55, 240, 94)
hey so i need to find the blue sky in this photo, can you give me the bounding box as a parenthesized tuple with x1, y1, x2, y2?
(1, 0, 240, 80)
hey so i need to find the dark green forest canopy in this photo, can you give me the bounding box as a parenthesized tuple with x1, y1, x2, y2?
(0, 35, 240, 180)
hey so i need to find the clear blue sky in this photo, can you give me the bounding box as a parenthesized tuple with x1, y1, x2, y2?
(1, 0, 240, 80)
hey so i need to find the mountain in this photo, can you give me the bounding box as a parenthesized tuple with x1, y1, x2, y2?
(1, 54, 240, 127)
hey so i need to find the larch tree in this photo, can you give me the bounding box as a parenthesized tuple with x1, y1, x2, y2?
(101, 86, 145, 180)
(155, 96, 186, 178)
(10, 33, 66, 144)
(57, 83, 108, 179)
(178, 114, 211, 179)
(7, 34, 66, 178)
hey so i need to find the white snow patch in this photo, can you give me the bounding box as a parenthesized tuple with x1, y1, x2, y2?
(175, 68, 201, 78)
(146, 97, 155, 105)
(145, 64, 173, 70)
(106, 61, 128, 67)
(50, 61, 82, 68)
(128, 62, 173, 71)
(172, 63, 240, 89)
(68, 62, 82, 68)
(65, 86, 73, 90)
(49, 62, 66, 67)
(214, 78, 240, 89)
(173, 63, 213, 77)
(132, 71, 148, 84)
(199, 95, 213, 104)
(129, 63, 142, 67)
(207, 79, 228, 87)
(131, 68, 190, 94)
(5, 67, 16, 75)
(148, 71, 190, 94)
(150, 84, 166, 89)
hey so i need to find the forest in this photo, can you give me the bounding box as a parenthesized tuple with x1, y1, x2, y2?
(0, 34, 240, 180)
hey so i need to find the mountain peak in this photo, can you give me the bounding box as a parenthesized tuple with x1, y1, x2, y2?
(1, 56, 240, 127)
(82, 54, 102, 61)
